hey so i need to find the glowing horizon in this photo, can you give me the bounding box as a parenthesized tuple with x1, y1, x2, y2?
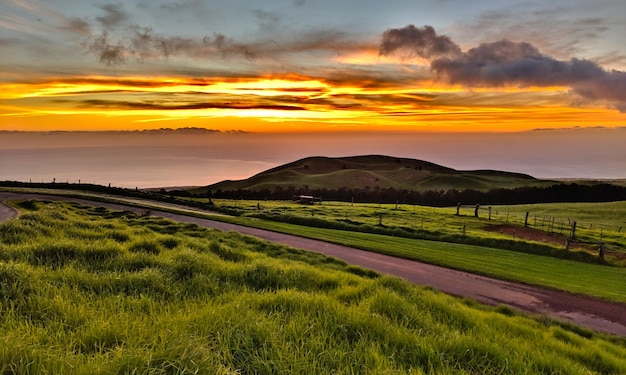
(2, 73, 625, 133)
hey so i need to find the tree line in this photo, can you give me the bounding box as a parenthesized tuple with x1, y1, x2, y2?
(201, 182, 626, 206)
(4, 180, 625, 207)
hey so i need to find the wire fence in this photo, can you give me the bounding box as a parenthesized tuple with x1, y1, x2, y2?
(456, 203, 625, 254)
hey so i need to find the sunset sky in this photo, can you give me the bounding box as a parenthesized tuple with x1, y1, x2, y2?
(2, 0, 626, 132)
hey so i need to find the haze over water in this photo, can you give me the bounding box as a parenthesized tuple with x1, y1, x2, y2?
(2, 129, 624, 189)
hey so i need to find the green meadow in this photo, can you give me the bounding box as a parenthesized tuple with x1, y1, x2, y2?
(1, 199, 626, 374)
(210, 198, 626, 263)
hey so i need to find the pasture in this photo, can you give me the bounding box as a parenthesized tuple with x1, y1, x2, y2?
(1, 200, 625, 373)
(211, 198, 626, 264)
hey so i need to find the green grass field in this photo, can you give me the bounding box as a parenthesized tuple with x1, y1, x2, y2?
(2, 187, 625, 302)
(1, 200, 626, 373)
(212, 198, 626, 261)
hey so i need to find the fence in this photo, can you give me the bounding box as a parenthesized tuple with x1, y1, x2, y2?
(456, 202, 624, 257)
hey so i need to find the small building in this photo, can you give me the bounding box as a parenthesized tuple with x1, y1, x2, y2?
(292, 195, 321, 204)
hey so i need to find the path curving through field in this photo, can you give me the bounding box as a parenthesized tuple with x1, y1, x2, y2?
(1, 192, 626, 336)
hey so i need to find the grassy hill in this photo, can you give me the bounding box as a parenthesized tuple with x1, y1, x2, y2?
(1, 199, 625, 373)
(194, 155, 553, 194)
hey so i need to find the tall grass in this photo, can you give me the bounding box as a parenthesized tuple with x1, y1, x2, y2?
(1, 200, 625, 373)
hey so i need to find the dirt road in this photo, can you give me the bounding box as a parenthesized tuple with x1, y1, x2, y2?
(2, 192, 626, 336)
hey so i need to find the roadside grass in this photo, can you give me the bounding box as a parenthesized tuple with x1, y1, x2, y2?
(1, 200, 625, 373)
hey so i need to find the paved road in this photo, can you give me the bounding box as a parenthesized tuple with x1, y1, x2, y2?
(2, 192, 626, 336)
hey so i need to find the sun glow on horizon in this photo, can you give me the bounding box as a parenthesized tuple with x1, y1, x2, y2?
(2, 74, 625, 133)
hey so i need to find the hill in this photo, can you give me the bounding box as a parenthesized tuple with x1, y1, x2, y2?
(194, 155, 552, 195)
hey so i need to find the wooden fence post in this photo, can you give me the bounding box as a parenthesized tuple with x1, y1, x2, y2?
(570, 221, 577, 240)
(488, 207, 492, 220)
(456, 202, 461, 216)
(524, 212, 529, 227)
(599, 242, 605, 261)
(474, 204, 479, 218)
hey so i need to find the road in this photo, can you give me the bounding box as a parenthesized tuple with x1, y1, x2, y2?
(1, 191, 626, 336)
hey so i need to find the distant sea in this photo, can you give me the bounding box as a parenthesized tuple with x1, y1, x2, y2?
(2, 128, 625, 188)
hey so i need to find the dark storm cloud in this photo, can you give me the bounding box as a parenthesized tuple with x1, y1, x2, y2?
(431, 39, 626, 110)
(96, 4, 128, 29)
(380, 25, 626, 112)
(379, 25, 461, 59)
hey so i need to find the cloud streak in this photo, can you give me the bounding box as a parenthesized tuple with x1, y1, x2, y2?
(380, 24, 626, 111)
(74, 99, 306, 112)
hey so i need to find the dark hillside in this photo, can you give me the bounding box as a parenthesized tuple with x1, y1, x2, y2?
(193, 155, 545, 195)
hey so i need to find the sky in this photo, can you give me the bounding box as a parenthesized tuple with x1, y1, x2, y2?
(1, 1, 626, 185)
(1, 0, 626, 132)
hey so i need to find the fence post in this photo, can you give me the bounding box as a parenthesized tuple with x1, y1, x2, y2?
(462, 224, 466, 236)
(570, 221, 577, 240)
(488, 207, 492, 220)
(379, 214, 382, 225)
(599, 242, 605, 261)
(456, 202, 461, 216)
(474, 204, 479, 218)
(524, 212, 529, 227)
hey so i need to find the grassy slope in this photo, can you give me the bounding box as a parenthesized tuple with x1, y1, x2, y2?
(197, 155, 550, 193)
(1, 200, 625, 374)
(3, 187, 624, 302)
